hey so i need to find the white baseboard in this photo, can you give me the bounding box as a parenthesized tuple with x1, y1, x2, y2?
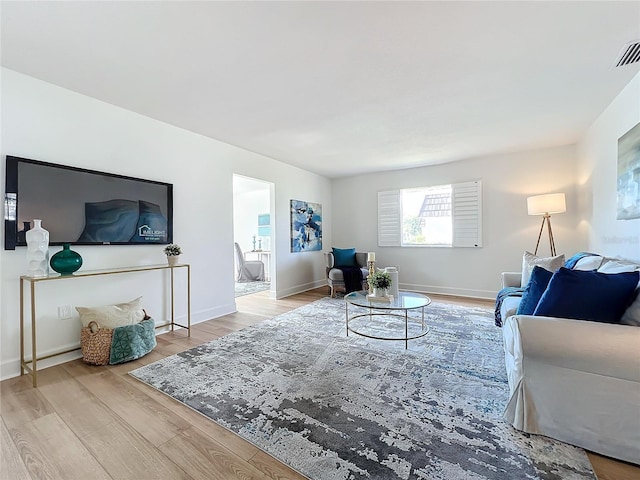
(271, 280, 496, 301)
(275, 279, 328, 299)
(400, 283, 497, 301)
(0, 342, 83, 382)
(190, 303, 237, 323)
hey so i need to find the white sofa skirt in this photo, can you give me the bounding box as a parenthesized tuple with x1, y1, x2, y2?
(503, 314, 640, 464)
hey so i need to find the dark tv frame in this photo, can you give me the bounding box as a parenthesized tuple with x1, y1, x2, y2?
(4, 155, 173, 250)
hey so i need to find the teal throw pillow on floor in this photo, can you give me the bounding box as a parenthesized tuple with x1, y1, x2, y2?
(109, 318, 157, 364)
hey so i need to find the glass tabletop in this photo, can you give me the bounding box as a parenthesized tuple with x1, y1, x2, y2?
(344, 290, 431, 310)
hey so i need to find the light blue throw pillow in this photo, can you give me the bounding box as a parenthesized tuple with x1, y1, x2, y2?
(332, 247, 356, 267)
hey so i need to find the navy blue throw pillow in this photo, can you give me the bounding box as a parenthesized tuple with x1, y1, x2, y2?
(517, 266, 554, 315)
(533, 267, 640, 324)
(332, 247, 356, 267)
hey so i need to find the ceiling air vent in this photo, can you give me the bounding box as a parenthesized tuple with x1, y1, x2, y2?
(615, 40, 640, 67)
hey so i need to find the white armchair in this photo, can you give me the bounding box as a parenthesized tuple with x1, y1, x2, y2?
(234, 242, 265, 282)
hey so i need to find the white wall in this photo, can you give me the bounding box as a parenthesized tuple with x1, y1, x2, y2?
(331, 145, 585, 299)
(0, 69, 331, 379)
(577, 72, 640, 262)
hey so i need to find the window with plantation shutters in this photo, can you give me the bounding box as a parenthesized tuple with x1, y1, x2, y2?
(378, 190, 402, 246)
(377, 180, 482, 247)
(452, 181, 482, 247)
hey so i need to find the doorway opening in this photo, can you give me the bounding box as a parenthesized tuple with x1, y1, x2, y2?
(232, 175, 275, 298)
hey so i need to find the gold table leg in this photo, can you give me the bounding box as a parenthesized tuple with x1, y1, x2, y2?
(187, 264, 191, 337)
(31, 281, 37, 387)
(345, 302, 349, 336)
(19, 278, 24, 377)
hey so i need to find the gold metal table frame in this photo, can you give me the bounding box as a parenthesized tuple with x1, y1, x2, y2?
(20, 263, 191, 387)
(344, 290, 431, 349)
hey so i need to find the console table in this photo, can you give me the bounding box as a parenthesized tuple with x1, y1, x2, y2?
(20, 263, 191, 387)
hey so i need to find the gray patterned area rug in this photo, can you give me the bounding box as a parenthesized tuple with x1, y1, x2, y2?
(130, 297, 595, 480)
(234, 280, 270, 297)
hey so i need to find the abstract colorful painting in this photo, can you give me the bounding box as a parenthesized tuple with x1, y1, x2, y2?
(290, 199, 322, 252)
(617, 122, 640, 220)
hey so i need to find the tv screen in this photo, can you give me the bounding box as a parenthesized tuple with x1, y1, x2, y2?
(4, 156, 173, 250)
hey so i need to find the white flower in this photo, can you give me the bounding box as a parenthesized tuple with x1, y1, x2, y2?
(164, 244, 182, 256)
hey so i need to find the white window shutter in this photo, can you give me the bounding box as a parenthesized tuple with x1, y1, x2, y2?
(452, 180, 482, 247)
(378, 190, 401, 246)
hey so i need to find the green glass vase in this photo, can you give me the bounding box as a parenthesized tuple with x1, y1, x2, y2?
(50, 243, 83, 275)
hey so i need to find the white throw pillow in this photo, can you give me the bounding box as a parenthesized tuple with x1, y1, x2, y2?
(573, 255, 604, 271)
(76, 296, 146, 329)
(521, 251, 565, 287)
(621, 289, 640, 326)
(597, 259, 640, 274)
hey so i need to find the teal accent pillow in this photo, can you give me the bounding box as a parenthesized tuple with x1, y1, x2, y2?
(533, 267, 640, 324)
(517, 266, 554, 315)
(109, 318, 157, 364)
(332, 247, 356, 267)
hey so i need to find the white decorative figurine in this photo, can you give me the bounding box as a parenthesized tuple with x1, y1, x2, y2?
(26, 219, 49, 277)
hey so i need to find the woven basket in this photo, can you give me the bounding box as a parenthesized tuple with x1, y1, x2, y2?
(80, 321, 113, 366)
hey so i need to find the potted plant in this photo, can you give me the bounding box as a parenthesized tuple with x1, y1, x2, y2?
(164, 243, 182, 266)
(368, 270, 392, 297)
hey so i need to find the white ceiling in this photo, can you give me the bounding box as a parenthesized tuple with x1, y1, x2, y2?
(2, 1, 639, 178)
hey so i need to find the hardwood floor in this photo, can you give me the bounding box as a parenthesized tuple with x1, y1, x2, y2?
(1, 287, 637, 480)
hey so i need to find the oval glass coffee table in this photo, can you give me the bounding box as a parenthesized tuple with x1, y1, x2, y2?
(344, 291, 431, 349)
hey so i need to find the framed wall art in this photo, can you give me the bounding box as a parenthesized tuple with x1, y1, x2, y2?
(290, 199, 322, 252)
(617, 122, 640, 220)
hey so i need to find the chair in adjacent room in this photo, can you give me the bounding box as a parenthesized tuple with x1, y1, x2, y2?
(234, 242, 265, 282)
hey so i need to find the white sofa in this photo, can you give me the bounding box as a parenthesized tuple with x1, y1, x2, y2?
(500, 257, 640, 465)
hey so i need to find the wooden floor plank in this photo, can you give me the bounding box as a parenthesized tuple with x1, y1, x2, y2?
(212, 312, 267, 328)
(0, 287, 637, 480)
(0, 376, 55, 430)
(33, 362, 192, 478)
(121, 372, 261, 462)
(165, 334, 210, 351)
(131, 348, 167, 366)
(0, 418, 31, 480)
(193, 322, 238, 337)
(33, 367, 118, 439)
(248, 449, 306, 480)
(155, 336, 194, 356)
(586, 452, 640, 480)
(158, 425, 269, 480)
(81, 414, 194, 480)
(162, 326, 213, 345)
(10, 413, 111, 480)
(71, 368, 192, 446)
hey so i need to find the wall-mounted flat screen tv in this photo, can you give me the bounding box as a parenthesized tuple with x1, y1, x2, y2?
(4, 156, 173, 250)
